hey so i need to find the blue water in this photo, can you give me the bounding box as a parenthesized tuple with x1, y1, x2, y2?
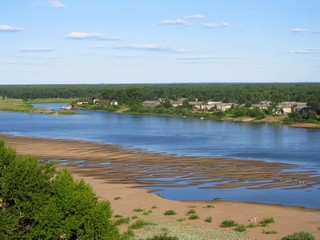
(1, 103, 320, 208)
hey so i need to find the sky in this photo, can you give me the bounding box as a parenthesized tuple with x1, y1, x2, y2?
(0, 0, 319, 84)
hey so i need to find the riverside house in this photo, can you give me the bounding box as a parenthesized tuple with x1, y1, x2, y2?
(277, 102, 308, 115)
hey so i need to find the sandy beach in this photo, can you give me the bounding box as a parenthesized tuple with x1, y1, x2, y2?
(1, 134, 320, 239)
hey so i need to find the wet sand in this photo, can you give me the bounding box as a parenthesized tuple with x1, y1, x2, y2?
(1, 134, 320, 239)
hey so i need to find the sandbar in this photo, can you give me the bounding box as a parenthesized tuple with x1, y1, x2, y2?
(1, 134, 320, 239)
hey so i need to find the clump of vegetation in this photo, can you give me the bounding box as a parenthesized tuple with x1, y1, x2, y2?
(246, 223, 256, 228)
(152, 205, 158, 209)
(0, 140, 120, 239)
(133, 208, 144, 213)
(185, 209, 196, 215)
(234, 224, 246, 232)
(205, 204, 215, 208)
(114, 196, 121, 200)
(204, 216, 213, 223)
(121, 229, 135, 239)
(176, 218, 186, 222)
(146, 234, 179, 240)
(219, 219, 238, 228)
(114, 217, 130, 226)
(131, 215, 138, 219)
(263, 230, 277, 234)
(143, 210, 153, 216)
(129, 220, 154, 230)
(188, 214, 200, 220)
(281, 232, 315, 240)
(114, 214, 123, 218)
(164, 210, 176, 216)
(258, 217, 275, 227)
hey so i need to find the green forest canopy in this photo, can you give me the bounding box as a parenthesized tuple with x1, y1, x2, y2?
(0, 83, 319, 105)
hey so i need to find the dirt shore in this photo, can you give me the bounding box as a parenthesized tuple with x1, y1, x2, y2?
(1, 134, 320, 239)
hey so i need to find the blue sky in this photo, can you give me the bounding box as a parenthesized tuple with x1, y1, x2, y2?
(0, 0, 319, 84)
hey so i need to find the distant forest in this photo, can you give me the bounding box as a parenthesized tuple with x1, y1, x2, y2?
(1, 83, 319, 105)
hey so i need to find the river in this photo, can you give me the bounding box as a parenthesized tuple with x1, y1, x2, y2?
(0, 103, 319, 208)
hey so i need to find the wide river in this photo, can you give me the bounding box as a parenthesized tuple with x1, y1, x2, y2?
(1, 103, 320, 208)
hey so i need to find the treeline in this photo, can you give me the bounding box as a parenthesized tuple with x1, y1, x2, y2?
(1, 83, 320, 105)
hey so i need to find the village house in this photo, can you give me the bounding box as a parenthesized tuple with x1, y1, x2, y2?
(277, 101, 308, 115)
(251, 101, 271, 110)
(142, 100, 161, 107)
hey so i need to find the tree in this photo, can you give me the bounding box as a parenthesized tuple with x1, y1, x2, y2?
(0, 140, 120, 239)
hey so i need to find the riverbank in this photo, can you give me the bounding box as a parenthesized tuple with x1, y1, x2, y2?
(1, 134, 320, 239)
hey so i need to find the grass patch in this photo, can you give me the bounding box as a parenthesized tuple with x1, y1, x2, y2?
(121, 229, 135, 239)
(188, 214, 200, 220)
(204, 216, 213, 223)
(205, 204, 215, 208)
(114, 214, 123, 218)
(129, 219, 154, 230)
(143, 210, 152, 216)
(281, 231, 315, 240)
(146, 234, 179, 240)
(164, 210, 176, 216)
(234, 225, 246, 233)
(133, 208, 144, 213)
(176, 217, 186, 222)
(258, 217, 275, 227)
(185, 209, 196, 215)
(114, 217, 130, 226)
(263, 230, 277, 234)
(220, 219, 238, 228)
(151, 205, 158, 209)
(245, 223, 257, 228)
(114, 196, 121, 200)
(131, 215, 138, 220)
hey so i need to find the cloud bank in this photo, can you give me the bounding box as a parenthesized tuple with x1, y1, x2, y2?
(0, 25, 23, 32)
(68, 32, 120, 40)
(48, 0, 66, 8)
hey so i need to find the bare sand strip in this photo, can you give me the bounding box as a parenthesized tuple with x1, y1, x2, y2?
(1, 134, 320, 239)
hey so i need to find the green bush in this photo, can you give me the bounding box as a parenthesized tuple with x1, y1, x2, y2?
(204, 216, 212, 223)
(186, 209, 196, 215)
(281, 232, 315, 240)
(0, 140, 120, 239)
(188, 214, 200, 220)
(258, 217, 275, 227)
(164, 210, 176, 216)
(219, 219, 238, 228)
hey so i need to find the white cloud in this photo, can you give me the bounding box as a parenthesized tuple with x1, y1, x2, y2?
(115, 44, 186, 53)
(183, 14, 205, 20)
(0, 25, 23, 32)
(48, 0, 66, 8)
(89, 44, 105, 49)
(161, 19, 187, 26)
(68, 32, 120, 40)
(203, 22, 236, 29)
(292, 48, 320, 54)
(291, 28, 309, 33)
(20, 48, 54, 53)
(177, 55, 217, 60)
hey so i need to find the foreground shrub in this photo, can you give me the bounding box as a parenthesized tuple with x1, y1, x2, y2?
(281, 232, 315, 240)
(0, 140, 120, 239)
(220, 219, 238, 228)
